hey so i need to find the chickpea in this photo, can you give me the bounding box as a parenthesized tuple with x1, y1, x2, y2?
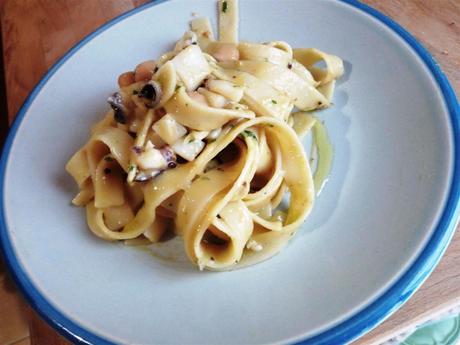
(117, 71, 135, 88)
(211, 43, 239, 62)
(134, 60, 157, 81)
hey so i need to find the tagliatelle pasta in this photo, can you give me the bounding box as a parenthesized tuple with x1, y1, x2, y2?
(66, 0, 344, 270)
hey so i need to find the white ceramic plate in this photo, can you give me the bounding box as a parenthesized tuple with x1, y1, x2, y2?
(1, 1, 459, 344)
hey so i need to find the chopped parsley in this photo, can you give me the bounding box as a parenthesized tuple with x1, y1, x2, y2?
(239, 130, 258, 141)
(129, 165, 135, 172)
(271, 99, 277, 104)
(175, 85, 181, 91)
(188, 138, 195, 143)
(222, 1, 228, 13)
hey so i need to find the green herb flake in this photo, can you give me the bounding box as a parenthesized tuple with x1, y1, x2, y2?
(175, 85, 181, 91)
(188, 138, 195, 143)
(201, 176, 211, 180)
(129, 165, 135, 172)
(271, 99, 277, 104)
(268, 124, 274, 128)
(239, 130, 258, 141)
(222, 1, 228, 13)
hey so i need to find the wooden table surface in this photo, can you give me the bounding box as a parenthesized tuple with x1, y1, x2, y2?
(0, 1, 459, 344)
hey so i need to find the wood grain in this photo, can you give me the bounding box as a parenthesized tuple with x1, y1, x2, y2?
(364, 0, 459, 93)
(0, 1, 458, 345)
(0, 268, 29, 345)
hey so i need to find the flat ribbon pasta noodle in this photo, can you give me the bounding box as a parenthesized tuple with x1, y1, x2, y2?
(317, 79, 336, 103)
(235, 224, 292, 269)
(90, 111, 115, 134)
(220, 60, 328, 110)
(293, 48, 344, 86)
(178, 138, 258, 269)
(94, 156, 124, 208)
(179, 117, 313, 269)
(164, 87, 255, 130)
(87, 127, 134, 173)
(82, 127, 133, 209)
(233, 71, 294, 120)
(153, 61, 177, 106)
(218, 0, 239, 44)
(207, 201, 253, 269)
(81, 117, 313, 268)
(190, 17, 215, 50)
(71, 180, 94, 206)
(67, 0, 343, 271)
(238, 42, 292, 66)
(206, 61, 294, 119)
(244, 140, 283, 210)
(66, 148, 90, 187)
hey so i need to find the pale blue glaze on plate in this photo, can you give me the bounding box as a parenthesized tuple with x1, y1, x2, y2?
(0, 0, 459, 344)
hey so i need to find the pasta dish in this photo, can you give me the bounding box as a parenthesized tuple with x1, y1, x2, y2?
(66, 0, 344, 270)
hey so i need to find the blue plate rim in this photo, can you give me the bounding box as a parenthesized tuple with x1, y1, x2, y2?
(0, 0, 459, 344)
